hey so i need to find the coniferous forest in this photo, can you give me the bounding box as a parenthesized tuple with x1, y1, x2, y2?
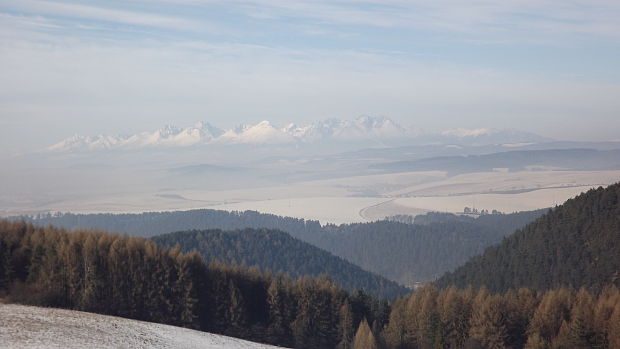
(2, 219, 620, 348)
(3, 184, 620, 348)
(152, 228, 408, 299)
(436, 184, 620, 293)
(0, 221, 620, 348)
(0, 220, 388, 349)
(21, 208, 545, 285)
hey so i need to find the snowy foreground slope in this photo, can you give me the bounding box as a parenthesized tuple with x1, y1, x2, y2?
(0, 303, 287, 349)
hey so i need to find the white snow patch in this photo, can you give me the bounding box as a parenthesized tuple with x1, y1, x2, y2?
(0, 303, 287, 349)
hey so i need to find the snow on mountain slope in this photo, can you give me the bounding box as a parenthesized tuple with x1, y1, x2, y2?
(0, 303, 287, 349)
(47, 122, 224, 151)
(300, 116, 407, 140)
(45, 116, 548, 152)
(217, 120, 295, 144)
(47, 116, 411, 151)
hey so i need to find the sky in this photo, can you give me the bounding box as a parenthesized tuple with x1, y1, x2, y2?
(1, 0, 620, 154)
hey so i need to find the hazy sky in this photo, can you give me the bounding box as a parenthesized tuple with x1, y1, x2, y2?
(1, 0, 620, 154)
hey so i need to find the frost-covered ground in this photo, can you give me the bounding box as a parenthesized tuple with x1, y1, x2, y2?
(0, 303, 286, 349)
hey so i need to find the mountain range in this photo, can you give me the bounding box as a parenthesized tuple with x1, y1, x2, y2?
(46, 116, 549, 152)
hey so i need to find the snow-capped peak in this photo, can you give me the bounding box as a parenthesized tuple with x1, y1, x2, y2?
(45, 117, 547, 152)
(217, 120, 295, 144)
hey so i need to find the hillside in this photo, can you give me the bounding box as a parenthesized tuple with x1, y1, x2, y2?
(0, 304, 286, 349)
(22, 208, 545, 286)
(0, 220, 390, 349)
(319, 213, 545, 286)
(436, 183, 620, 292)
(152, 229, 408, 299)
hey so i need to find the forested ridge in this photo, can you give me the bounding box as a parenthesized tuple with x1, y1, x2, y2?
(21, 208, 544, 286)
(0, 220, 388, 348)
(2, 219, 619, 348)
(319, 209, 544, 286)
(436, 183, 620, 293)
(22, 209, 324, 240)
(152, 228, 408, 299)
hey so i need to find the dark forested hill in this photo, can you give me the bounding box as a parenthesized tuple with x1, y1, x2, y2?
(22, 208, 545, 286)
(435, 183, 620, 293)
(152, 228, 408, 299)
(0, 220, 392, 349)
(22, 209, 324, 240)
(318, 214, 548, 286)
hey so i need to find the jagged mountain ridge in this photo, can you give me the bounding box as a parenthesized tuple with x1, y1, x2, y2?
(46, 116, 548, 151)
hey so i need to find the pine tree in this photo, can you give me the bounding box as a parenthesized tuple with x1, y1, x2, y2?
(352, 318, 378, 349)
(438, 286, 472, 348)
(176, 252, 200, 329)
(80, 234, 101, 311)
(337, 301, 354, 349)
(566, 289, 597, 348)
(527, 288, 572, 344)
(383, 297, 409, 349)
(469, 291, 507, 349)
(228, 278, 247, 336)
(267, 278, 292, 345)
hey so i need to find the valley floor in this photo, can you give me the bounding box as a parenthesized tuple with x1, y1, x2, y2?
(0, 303, 286, 349)
(3, 169, 619, 225)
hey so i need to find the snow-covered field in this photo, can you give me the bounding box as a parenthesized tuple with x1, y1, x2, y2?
(2, 169, 619, 225)
(0, 303, 286, 349)
(188, 170, 620, 223)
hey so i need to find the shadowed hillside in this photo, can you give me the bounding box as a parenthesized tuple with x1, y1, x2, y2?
(436, 183, 620, 292)
(152, 228, 408, 299)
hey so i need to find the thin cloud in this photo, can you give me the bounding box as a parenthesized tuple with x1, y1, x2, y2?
(0, 0, 213, 32)
(178, 0, 620, 39)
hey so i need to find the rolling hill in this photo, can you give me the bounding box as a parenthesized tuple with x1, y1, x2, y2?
(152, 228, 409, 299)
(435, 183, 620, 292)
(21, 208, 546, 286)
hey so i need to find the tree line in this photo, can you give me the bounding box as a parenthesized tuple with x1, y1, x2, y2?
(382, 285, 620, 349)
(1, 219, 619, 348)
